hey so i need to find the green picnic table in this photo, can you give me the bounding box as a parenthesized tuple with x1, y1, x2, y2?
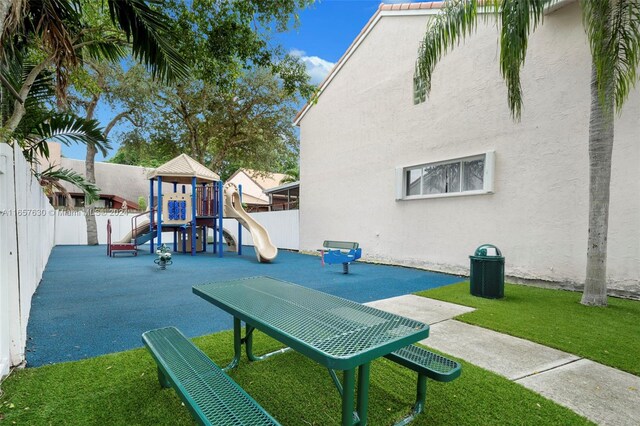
(193, 276, 431, 426)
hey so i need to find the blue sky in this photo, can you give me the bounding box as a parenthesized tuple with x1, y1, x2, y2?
(67, 0, 419, 162)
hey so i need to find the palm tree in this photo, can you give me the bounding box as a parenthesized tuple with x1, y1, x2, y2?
(1, 0, 188, 245)
(0, 0, 188, 139)
(280, 166, 299, 184)
(13, 110, 108, 208)
(1, 44, 110, 203)
(414, 0, 640, 307)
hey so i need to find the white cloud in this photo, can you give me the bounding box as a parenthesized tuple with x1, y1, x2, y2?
(290, 49, 335, 85)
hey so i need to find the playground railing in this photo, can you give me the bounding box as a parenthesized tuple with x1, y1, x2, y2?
(196, 185, 218, 217)
(132, 208, 155, 248)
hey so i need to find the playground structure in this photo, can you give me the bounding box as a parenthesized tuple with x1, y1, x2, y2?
(107, 154, 278, 263)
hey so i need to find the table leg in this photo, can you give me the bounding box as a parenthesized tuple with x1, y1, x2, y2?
(245, 324, 291, 361)
(342, 368, 356, 426)
(356, 362, 371, 425)
(223, 317, 242, 371)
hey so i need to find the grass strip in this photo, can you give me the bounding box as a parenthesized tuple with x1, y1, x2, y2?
(416, 282, 640, 376)
(0, 330, 591, 425)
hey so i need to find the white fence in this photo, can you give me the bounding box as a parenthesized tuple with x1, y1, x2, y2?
(54, 212, 166, 246)
(0, 144, 55, 378)
(54, 210, 300, 251)
(222, 210, 299, 251)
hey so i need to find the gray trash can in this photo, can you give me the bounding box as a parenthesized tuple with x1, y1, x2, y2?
(469, 244, 504, 299)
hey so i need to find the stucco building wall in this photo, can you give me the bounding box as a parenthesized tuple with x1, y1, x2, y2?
(298, 3, 639, 291)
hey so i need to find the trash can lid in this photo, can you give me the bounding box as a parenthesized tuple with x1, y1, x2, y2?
(474, 244, 502, 257)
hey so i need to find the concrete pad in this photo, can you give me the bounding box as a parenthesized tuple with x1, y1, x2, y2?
(422, 320, 580, 380)
(517, 359, 640, 426)
(365, 294, 475, 324)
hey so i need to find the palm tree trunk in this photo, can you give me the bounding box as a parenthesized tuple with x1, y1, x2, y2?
(84, 141, 99, 245)
(3, 59, 49, 135)
(581, 62, 614, 307)
(83, 89, 101, 246)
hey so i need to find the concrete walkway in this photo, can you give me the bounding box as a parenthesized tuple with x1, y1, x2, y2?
(366, 295, 640, 426)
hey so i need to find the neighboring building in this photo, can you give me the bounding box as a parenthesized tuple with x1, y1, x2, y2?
(295, 2, 639, 294)
(226, 169, 292, 212)
(40, 143, 172, 209)
(55, 159, 152, 209)
(264, 181, 299, 211)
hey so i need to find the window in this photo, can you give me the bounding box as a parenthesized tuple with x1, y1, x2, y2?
(396, 151, 494, 200)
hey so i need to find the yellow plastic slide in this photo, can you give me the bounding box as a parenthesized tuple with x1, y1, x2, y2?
(223, 183, 278, 263)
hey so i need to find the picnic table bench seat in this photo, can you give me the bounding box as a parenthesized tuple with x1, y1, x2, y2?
(142, 327, 280, 426)
(319, 240, 362, 274)
(385, 344, 461, 425)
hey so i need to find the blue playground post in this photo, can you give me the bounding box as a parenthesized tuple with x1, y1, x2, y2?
(173, 182, 178, 252)
(191, 177, 197, 256)
(212, 183, 217, 254)
(238, 184, 243, 256)
(149, 179, 154, 253)
(217, 180, 223, 257)
(156, 176, 163, 248)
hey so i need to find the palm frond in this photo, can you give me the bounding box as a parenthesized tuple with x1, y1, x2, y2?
(415, 0, 481, 102)
(21, 64, 56, 104)
(1, 0, 28, 45)
(0, 56, 25, 110)
(27, 113, 111, 156)
(17, 135, 49, 165)
(36, 165, 100, 204)
(107, 0, 190, 83)
(499, 0, 547, 119)
(415, 0, 547, 120)
(77, 33, 128, 63)
(610, 0, 640, 111)
(582, 0, 615, 109)
(30, 0, 83, 98)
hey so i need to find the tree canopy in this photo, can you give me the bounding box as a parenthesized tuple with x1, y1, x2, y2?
(110, 67, 301, 180)
(109, 0, 313, 178)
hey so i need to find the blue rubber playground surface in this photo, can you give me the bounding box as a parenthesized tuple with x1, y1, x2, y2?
(26, 245, 463, 367)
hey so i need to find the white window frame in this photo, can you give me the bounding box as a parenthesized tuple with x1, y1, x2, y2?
(395, 151, 495, 200)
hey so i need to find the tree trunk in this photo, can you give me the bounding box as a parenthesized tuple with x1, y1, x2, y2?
(83, 94, 100, 246)
(3, 59, 49, 136)
(82, 98, 130, 245)
(581, 62, 614, 307)
(84, 141, 99, 245)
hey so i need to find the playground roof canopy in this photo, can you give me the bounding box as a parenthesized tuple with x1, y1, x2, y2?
(147, 154, 220, 184)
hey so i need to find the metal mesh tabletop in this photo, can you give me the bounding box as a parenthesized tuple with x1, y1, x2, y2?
(193, 276, 429, 370)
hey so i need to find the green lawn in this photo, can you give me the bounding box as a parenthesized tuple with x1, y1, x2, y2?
(416, 282, 640, 376)
(0, 330, 591, 425)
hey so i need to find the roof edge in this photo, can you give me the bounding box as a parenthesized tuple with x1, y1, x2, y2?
(263, 181, 300, 194)
(293, 2, 445, 126)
